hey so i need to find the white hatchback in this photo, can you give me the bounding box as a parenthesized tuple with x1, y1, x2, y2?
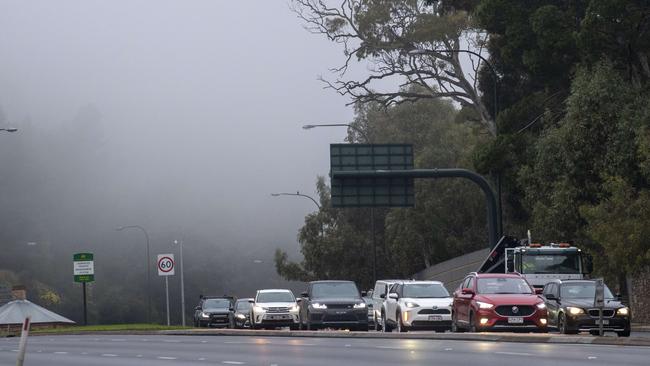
(250, 289, 300, 330)
(383, 281, 452, 332)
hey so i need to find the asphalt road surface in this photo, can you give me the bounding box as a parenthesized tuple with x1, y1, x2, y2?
(1, 334, 649, 366)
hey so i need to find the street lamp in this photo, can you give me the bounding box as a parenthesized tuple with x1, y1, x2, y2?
(173, 239, 186, 327)
(408, 48, 502, 237)
(271, 192, 320, 209)
(302, 124, 370, 143)
(303, 123, 379, 284)
(116, 225, 151, 323)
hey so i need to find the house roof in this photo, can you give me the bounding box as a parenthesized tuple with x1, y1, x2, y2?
(0, 300, 75, 325)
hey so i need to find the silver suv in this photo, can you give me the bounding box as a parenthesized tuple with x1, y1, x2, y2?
(250, 289, 300, 330)
(370, 280, 401, 331)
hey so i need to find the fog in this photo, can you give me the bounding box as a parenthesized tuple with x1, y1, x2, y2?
(0, 1, 364, 321)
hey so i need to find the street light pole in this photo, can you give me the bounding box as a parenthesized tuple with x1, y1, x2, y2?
(116, 225, 151, 323)
(408, 48, 502, 238)
(173, 239, 186, 327)
(303, 123, 378, 284)
(271, 192, 320, 209)
(271, 192, 323, 236)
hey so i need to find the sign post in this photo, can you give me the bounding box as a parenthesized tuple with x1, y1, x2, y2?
(157, 254, 175, 326)
(16, 316, 30, 366)
(594, 278, 605, 336)
(73, 253, 94, 325)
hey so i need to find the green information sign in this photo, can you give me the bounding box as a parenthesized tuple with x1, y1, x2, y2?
(330, 144, 414, 207)
(73, 252, 95, 283)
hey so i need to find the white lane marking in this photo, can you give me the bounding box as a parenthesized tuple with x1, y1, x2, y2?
(222, 361, 245, 365)
(444, 348, 453, 351)
(101, 354, 119, 357)
(158, 356, 178, 360)
(81, 352, 88, 355)
(198, 357, 207, 361)
(494, 351, 532, 357)
(164, 340, 181, 343)
(11, 349, 18, 352)
(54, 351, 68, 354)
(136, 355, 143, 358)
(588, 356, 598, 360)
(375, 346, 402, 350)
(110, 338, 126, 342)
(201, 340, 208, 343)
(344, 344, 351, 347)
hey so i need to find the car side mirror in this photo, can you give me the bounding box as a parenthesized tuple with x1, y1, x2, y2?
(545, 293, 556, 300)
(301, 291, 308, 298)
(535, 288, 543, 295)
(361, 291, 367, 297)
(229, 307, 234, 311)
(616, 293, 622, 301)
(195, 306, 201, 311)
(248, 299, 254, 303)
(461, 288, 475, 296)
(380, 293, 385, 299)
(388, 293, 398, 300)
(296, 298, 302, 303)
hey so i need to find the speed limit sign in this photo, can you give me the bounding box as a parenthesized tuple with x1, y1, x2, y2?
(157, 254, 175, 276)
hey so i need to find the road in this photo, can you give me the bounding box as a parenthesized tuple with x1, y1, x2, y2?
(1, 334, 649, 366)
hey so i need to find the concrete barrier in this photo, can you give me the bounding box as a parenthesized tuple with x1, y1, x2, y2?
(412, 248, 489, 291)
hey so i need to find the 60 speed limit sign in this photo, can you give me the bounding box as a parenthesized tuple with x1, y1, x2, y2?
(157, 254, 175, 276)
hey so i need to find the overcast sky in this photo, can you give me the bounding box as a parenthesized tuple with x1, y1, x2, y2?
(0, 1, 367, 257)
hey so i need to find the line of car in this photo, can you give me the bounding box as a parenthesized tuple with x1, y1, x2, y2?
(192, 274, 631, 336)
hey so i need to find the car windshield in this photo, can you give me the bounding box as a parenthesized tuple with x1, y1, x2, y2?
(477, 278, 533, 294)
(236, 301, 252, 310)
(311, 282, 359, 299)
(403, 283, 449, 298)
(521, 252, 581, 274)
(256, 291, 295, 303)
(560, 283, 615, 299)
(203, 299, 230, 308)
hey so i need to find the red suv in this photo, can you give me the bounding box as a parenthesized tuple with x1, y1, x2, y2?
(452, 273, 548, 332)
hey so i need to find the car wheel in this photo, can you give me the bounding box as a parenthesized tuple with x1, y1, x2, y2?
(617, 329, 631, 337)
(558, 313, 576, 334)
(468, 312, 477, 333)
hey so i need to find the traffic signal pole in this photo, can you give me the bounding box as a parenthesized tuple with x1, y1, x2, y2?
(332, 168, 499, 248)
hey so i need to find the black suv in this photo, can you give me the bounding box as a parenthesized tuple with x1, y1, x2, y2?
(298, 280, 368, 331)
(193, 296, 235, 328)
(542, 279, 630, 336)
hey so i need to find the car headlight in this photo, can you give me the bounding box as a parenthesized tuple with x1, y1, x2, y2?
(404, 302, 419, 308)
(353, 303, 366, 309)
(235, 313, 246, 320)
(253, 306, 267, 313)
(200, 312, 210, 318)
(567, 307, 584, 315)
(536, 302, 546, 310)
(290, 305, 300, 312)
(476, 301, 494, 309)
(311, 303, 327, 309)
(617, 307, 629, 316)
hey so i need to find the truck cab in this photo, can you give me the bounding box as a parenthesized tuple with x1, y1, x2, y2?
(478, 237, 592, 290)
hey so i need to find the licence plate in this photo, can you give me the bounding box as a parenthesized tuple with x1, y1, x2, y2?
(508, 317, 524, 324)
(428, 315, 443, 321)
(596, 319, 609, 325)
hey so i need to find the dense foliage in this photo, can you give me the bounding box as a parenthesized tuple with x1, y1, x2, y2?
(280, 0, 650, 291)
